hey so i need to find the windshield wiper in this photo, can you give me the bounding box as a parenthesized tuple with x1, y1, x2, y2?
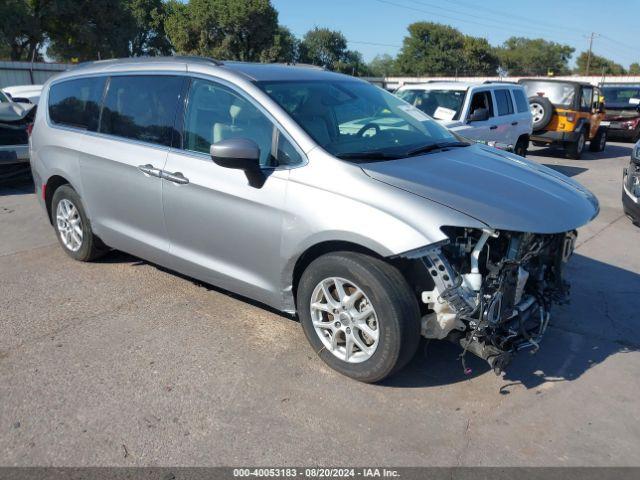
(336, 151, 403, 161)
(406, 141, 470, 157)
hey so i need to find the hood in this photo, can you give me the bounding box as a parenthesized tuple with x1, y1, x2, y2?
(361, 144, 599, 234)
(605, 110, 640, 121)
(0, 102, 35, 123)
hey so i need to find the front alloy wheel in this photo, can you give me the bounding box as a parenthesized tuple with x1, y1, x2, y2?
(310, 277, 380, 363)
(297, 251, 421, 383)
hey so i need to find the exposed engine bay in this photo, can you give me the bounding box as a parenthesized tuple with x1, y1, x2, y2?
(399, 227, 577, 374)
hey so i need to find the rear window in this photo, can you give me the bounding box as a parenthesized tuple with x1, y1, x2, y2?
(100, 75, 184, 147)
(512, 89, 530, 113)
(48, 77, 106, 130)
(494, 89, 514, 116)
(520, 81, 576, 108)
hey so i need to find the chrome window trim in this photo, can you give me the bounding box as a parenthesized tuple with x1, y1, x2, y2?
(44, 69, 308, 169)
(179, 73, 308, 170)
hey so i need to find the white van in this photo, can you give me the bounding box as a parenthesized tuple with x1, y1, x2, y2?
(396, 82, 533, 156)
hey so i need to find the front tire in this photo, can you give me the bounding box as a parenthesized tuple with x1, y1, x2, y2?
(297, 252, 421, 383)
(589, 127, 607, 152)
(51, 185, 107, 262)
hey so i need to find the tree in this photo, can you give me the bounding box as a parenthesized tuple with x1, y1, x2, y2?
(259, 26, 298, 63)
(128, 0, 173, 56)
(395, 22, 498, 76)
(574, 51, 626, 75)
(299, 27, 347, 69)
(630, 63, 640, 75)
(165, 0, 279, 61)
(496, 37, 574, 76)
(0, 0, 46, 61)
(368, 54, 396, 77)
(46, 0, 137, 61)
(334, 50, 370, 76)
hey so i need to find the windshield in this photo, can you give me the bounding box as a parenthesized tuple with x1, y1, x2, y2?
(395, 89, 466, 121)
(602, 85, 640, 109)
(521, 81, 576, 108)
(0, 91, 9, 103)
(256, 80, 459, 159)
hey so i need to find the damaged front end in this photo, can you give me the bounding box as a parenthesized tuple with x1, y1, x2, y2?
(402, 227, 576, 374)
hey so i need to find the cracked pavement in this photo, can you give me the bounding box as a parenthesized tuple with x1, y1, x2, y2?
(1, 143, 639, 466)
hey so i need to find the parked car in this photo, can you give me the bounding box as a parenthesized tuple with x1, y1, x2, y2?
(2, 84, 43, 104)
(623, 140, 640, 226)
(519, 79, 607, 159)
(0, 89, 35, 168)
(600, 83, 640, 142)
(31, 57, 599, 382)
(395, 82, 533, 156)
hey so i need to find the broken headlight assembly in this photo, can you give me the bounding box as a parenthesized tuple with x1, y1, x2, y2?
(407, 226, 576, 374)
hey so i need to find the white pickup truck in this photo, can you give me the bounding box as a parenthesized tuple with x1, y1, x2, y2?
(395, 81, 533, 156)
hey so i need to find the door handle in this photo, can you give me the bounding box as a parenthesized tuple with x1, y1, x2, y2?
(162, 171, 189, 185)
(511, 121, 518, 126)
(490, 125, 498, 130)
(138, 164, 162, 177)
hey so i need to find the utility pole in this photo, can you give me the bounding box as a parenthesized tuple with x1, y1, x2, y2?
(585, 32, 599, 76)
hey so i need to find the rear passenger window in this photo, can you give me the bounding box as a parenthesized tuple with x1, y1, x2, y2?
(100, 75, 183, 147)
(512, 89, 530, 113)
(49, 77, 106, 130)
(494, 89, 514, 116)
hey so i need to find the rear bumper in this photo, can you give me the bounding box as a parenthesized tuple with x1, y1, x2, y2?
(530, 130, 581, 144)
(608, 127, 639, 140)
(0, 144, 29, 165)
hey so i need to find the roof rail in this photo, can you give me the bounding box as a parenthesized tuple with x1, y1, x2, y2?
(74, 55, 224, 70)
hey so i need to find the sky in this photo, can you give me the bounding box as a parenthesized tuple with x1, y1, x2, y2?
(271, 0, 640, 68)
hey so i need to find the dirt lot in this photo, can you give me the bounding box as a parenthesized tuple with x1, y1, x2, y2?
(1, 142, 639, 466)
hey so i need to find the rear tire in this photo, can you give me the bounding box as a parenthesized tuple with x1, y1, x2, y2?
(589, 127, 607, 152)
(51, 185, 108, 262)
(566, 129, 587, 159)
(297, 252, 421, 383)
(514, 136, 529, 157)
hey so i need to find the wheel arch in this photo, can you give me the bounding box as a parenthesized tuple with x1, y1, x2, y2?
(44, 174, 71, 224)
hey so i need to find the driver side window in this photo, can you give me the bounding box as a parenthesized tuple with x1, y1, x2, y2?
(468, 91, 494, 119)
(183, 79, 302, 167)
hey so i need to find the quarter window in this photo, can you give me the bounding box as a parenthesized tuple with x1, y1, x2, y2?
(512, 89, 530, 113)
(183, 79, 301, 167)
(494, 89, 514, 116)
(48, 77, 106, 130)
(100, 75, 183, 147)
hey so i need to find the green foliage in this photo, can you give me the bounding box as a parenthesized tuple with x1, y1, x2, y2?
(574, 51, 626, 75)
(298, 27, 368, 75)
(368, 54, 396, 77)
(259, 26, 298, 63)
(165, 0, 279, 61)
(496, 37, 574, 76)
(128, 0, 173, 56)
(0, 0, 46, 61)
(299, 27, 347, 68)
(395, 22, 498, 76)
(629, 63, 640, 75)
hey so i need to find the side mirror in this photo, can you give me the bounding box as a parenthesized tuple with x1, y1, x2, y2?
(468, 108, 489, 122)
(210, 138, 260, 170)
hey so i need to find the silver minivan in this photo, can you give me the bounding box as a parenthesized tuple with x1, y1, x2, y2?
(31, 57, 599, 382)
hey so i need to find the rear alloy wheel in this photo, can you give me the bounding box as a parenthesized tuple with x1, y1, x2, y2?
(566, 129, 587, 159)
(297, 252, 421, 383)
(529, 96, 554, 131)
(52, 185, 108, 262)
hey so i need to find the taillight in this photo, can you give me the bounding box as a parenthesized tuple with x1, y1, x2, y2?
(26, 123, 34, 137)
(566, 113, 576, 122)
